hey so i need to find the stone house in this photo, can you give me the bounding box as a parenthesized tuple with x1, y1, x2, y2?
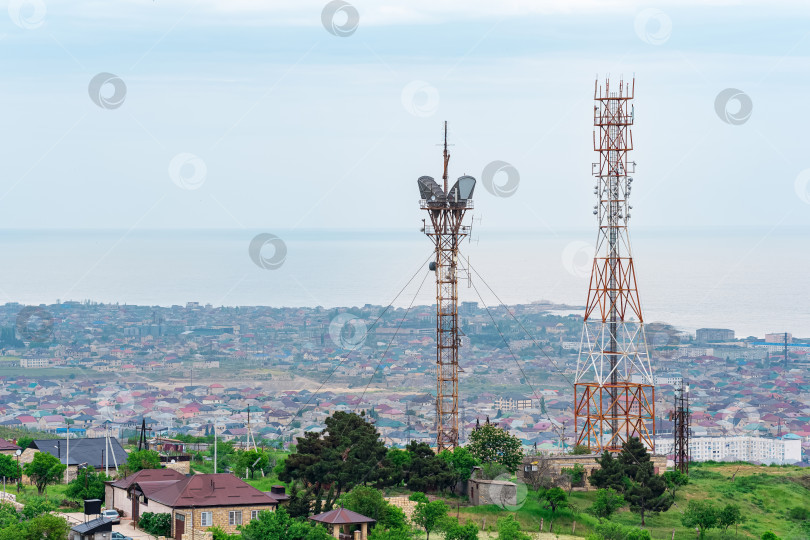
(0, 438, 20, 456)
(113, 471, 279, 537)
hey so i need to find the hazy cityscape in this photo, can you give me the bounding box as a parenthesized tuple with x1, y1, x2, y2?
(2, 0, 810, 539)
(3, 301, 807, 462)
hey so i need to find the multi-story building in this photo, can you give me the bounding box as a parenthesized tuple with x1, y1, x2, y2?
(655, 435, 802, 465)
(764, 332, 792, 344)
(696, 328, 735, 343)
(20, 356, 51, 368)
(493, 394, 533, 411)
(631, 373, 683, 387)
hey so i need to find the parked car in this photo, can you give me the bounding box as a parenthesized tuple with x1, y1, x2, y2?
(101, 509, 120, 524)
(111, 533, 132, 540)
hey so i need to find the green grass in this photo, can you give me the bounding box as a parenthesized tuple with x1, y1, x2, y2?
(0, 367, 91, 378)
(451, 463, 810, 539)
(0, 426, 56, 441)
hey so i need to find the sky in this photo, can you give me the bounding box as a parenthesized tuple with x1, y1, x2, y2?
(0, 0, 809, 235)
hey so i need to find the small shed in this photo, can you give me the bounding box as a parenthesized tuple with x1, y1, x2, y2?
(68, 517, 113, 540)
(309, 507, 376, 539)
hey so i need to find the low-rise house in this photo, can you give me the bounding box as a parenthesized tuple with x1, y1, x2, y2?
(0, 438, 20, 455)
(24, 438, 128, 482)
(117, 471, 279, 536)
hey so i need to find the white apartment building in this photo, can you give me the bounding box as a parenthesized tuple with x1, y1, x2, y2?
(655, 435, 802, 465)
(20, 357, 51, 368)
(630, 373, 683, 387)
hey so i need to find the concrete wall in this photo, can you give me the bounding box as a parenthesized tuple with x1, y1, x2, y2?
(468, 479, 517, 506)
(518, 454, 668, 489)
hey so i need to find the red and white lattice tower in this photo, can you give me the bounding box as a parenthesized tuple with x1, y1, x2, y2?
(574, 78, 656, 453)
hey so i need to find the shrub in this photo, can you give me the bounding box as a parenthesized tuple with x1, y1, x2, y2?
(139, 512, 171, 537)
(209, 526, 240, 540)
(788, 506, 809, 521)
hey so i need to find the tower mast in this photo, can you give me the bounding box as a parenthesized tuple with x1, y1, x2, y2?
(418, 122, 476, 452)
(574, 78, 656, 452)
(673, 383, 690, 474)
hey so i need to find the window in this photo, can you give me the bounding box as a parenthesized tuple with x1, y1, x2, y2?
(200, 512, 213, 527)
(251, 510, 260, 520)
(229, 511, 242, 526)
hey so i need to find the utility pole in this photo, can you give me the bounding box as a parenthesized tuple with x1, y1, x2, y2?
(65, 422, 70, 484)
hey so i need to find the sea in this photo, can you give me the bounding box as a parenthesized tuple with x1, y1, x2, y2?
(0, 227, 806, 339)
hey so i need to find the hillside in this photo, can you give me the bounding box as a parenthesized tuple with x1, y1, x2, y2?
(453, 462, 810, 539)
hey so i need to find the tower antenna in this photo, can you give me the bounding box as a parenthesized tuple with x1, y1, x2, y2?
(417, 121, 476, 452)
(442, 121, 450, 192)
(574, 77, 656, 453)
(673, 383, 690, 474)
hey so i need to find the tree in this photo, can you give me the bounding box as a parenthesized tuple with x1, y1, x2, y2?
(66, 467, 109, 502)
(761, 533, 781, 540)
(467, 424, 523, 472)
(437, 446, 480, 482)
(496, 515, 530, 540)
(23, 452, 65, 495)
(444, 521, 480, 540)
(339, 486, 405, 531)
(15, 437, 33, 451)
(404, 442, 458, 493)
(126, 450, 161, 473)
(590, 451, 626, 493)
(538, 486, 568, 519)
(661, 470, 689, 498)
(617, 438, 652, 483)
(718, 503, 743, 532)
(21, 497, 57, 520)
(625, 462, 673, 526)
(286, 482, 314, 519)
(562, 463, 586, 488)
(571, 444, 591, 455)
(0, 454, 22, 483)
(590, 488, 625, 519)
(236, 449, 269, 479)
(681, 500, 718, 539)
(411, 498, 448, 540)
(280, 412, 390, 511)
(0, 513, 70, 540)
(240, 508, 332, 540)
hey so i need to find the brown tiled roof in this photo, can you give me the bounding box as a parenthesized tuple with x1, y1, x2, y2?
(309, 508, 376, 525)
(0, 439, 20, 452)
(133, 473, 277, 509)
(111, 468, 186, 490)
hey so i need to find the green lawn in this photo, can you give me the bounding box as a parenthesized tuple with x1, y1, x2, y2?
(0, 367, 91, 378)
(455, 463, 810, 539)
(186, 461, 810, 539)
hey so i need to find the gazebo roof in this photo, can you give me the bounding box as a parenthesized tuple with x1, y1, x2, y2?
(309, 507, 376, 525)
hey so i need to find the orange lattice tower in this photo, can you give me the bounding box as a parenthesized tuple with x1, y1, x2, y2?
(574, 78, 656, 453)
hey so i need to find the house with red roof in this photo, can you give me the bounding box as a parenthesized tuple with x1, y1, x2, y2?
(113, 471, 279, 536)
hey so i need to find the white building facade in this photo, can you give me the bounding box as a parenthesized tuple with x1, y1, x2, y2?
(655, 435, 802, 465)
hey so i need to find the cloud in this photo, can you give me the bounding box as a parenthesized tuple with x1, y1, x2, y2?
(65, 0, 805, 27)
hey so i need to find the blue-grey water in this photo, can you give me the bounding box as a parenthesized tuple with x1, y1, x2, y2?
(0, 228, 806, 338)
